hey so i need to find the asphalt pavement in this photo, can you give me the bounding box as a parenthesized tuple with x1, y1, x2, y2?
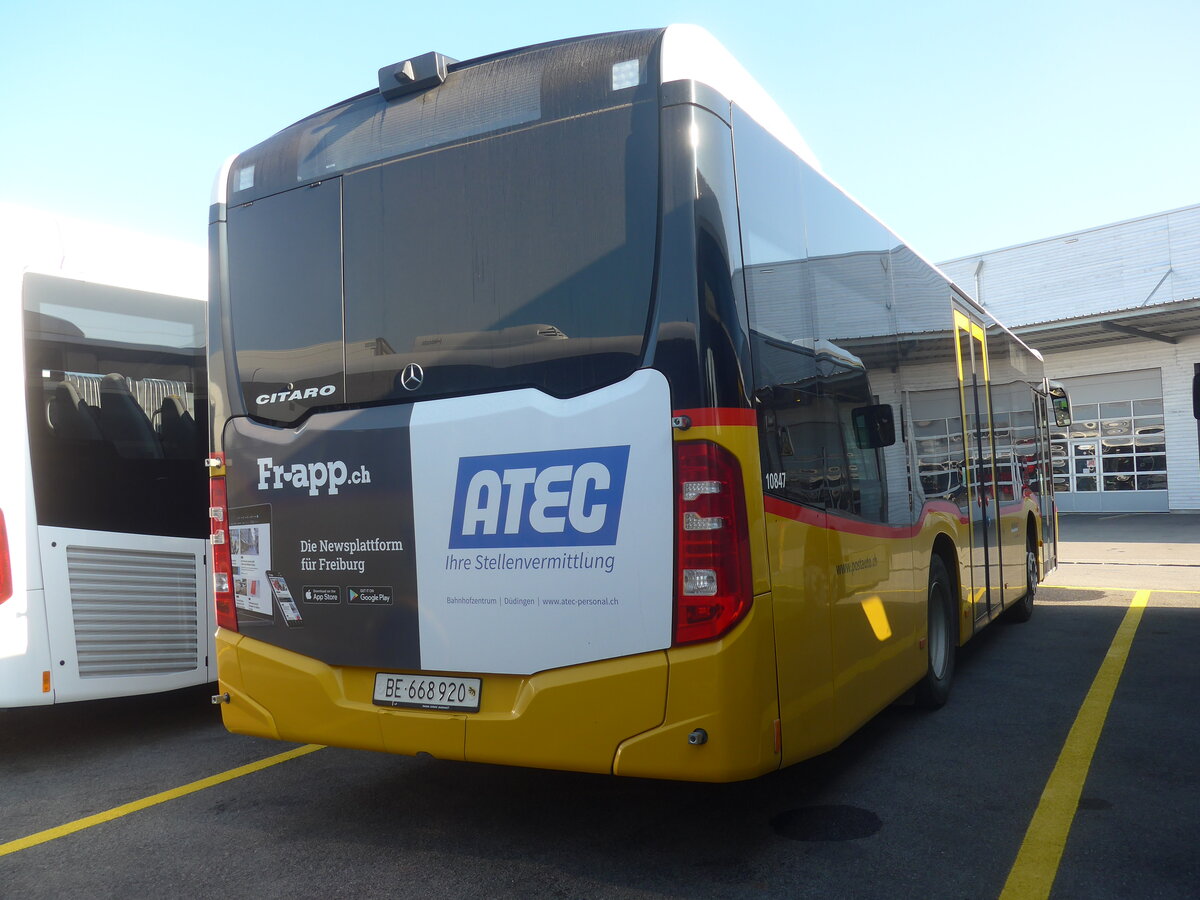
(2, 511, 1196, 898)
(1048, 512, 1200, 593)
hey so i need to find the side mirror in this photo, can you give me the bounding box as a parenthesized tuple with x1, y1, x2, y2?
(753, 385, 776, 406)
(852, 404, 896, 449)
(1052, 395, 1072, 427)
(1048, 381, 1072, 427)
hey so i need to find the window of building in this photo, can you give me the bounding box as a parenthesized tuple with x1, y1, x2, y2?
(1050, 389, 1167, 496)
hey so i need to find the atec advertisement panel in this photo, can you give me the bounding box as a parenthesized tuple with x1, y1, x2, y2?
(223, 370, 673, 675)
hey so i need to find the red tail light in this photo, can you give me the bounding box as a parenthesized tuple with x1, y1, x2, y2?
(208, 455, 238, 632)
(674, 440, 752, 644)
(0, 509, 12, 605)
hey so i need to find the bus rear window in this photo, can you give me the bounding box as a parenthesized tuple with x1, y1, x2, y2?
(342, 102, 658, 404)
(223, 31, 660, 417)
(22, 275, 207, 539)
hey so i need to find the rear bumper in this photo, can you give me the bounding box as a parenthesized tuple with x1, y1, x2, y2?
(216, 597, 780, 782)
(218, 629, 668, 774)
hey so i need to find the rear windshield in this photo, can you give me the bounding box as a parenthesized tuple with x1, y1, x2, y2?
(225, 31, 661, 420)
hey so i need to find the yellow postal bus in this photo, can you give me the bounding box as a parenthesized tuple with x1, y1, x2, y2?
(206, 26, 1063, 781)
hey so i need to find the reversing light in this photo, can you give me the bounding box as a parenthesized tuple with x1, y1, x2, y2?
(683, 569, 718, 596)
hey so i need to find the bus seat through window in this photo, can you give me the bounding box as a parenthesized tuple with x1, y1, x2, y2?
(48, 382, 102, 442)
(158, 395, 197, 459)
(99, 373, 163, 460)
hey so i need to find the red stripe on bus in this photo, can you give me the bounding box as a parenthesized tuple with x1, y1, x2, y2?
(763, 496, 968, 539)
(674, 408, 757, 428)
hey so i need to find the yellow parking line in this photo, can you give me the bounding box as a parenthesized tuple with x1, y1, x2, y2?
(0, 743, 323, 857)
(1046, 585, 1200, 595)
(999, 590, 1149, 899)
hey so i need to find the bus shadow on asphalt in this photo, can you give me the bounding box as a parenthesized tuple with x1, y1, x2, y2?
(0, 683, 219, 760)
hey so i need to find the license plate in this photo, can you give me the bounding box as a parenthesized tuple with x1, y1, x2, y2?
(373, 673, 481, 712)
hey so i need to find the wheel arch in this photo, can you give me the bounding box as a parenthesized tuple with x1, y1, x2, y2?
(1026, 510, 1041, 579)
(930, 531, 965, 646)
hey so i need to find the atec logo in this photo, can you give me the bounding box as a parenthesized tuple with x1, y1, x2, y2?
(256, 456, 371, 496)
(449, 446, 629, 549)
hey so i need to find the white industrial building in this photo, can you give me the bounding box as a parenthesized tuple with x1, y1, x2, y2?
(940, 203, 1200, 512)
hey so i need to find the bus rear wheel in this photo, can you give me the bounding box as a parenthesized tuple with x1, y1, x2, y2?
(915, 555, 955, 709)
(1005, 534, 1037, 624)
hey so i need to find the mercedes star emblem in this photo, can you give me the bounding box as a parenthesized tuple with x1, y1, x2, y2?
(400, 362, 425, 391)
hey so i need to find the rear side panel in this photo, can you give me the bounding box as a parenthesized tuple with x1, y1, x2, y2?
(39, 528, 209, 702)
(613, 415, 780, 782)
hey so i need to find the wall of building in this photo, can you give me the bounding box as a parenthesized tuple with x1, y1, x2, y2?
(936, 204, 1200, 512)
(939, 204, 1200, 325)
(1040, 336, 1199, 511)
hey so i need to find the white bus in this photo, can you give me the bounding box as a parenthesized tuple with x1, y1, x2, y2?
(0, 205, 213, 706)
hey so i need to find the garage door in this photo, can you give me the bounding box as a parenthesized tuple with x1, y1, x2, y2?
(1051, 369, 1168, 512)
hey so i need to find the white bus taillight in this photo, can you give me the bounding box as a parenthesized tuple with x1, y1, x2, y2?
(0, 509, 12, 604)
(674, 440, 752, 644)
(208, 455, 238, 632)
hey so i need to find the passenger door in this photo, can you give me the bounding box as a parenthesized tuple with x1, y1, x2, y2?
(953, 310, 1003, 625)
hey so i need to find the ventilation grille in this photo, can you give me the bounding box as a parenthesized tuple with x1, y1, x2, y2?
(67, 546, 200, 678)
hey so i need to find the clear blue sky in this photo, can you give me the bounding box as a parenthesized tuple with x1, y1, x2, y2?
(3, 0, 1197, 262)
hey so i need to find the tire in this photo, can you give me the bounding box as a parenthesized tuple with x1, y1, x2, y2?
(1005, 534, 1037, 624)
(915, 555, 956, 709)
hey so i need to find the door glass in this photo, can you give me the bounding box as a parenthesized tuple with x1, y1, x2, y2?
(954, 310, 999, 620)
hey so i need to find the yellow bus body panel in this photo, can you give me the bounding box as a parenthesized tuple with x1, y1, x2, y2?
(765, 507, 931, 765)
(217, 628, 670, 775)
(612, 600, 781, 782)
(610, 420, 780, 782)
(826, 522, 922, 739)
(762, 510, 838, 765)
(461, 651, 667, 773)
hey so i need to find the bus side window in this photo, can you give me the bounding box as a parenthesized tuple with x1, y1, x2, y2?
(755, 371, 889, 522)
(771, 387, 843, 509)
(752, 335, 823, 507)
(830, 372, 888, 522)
